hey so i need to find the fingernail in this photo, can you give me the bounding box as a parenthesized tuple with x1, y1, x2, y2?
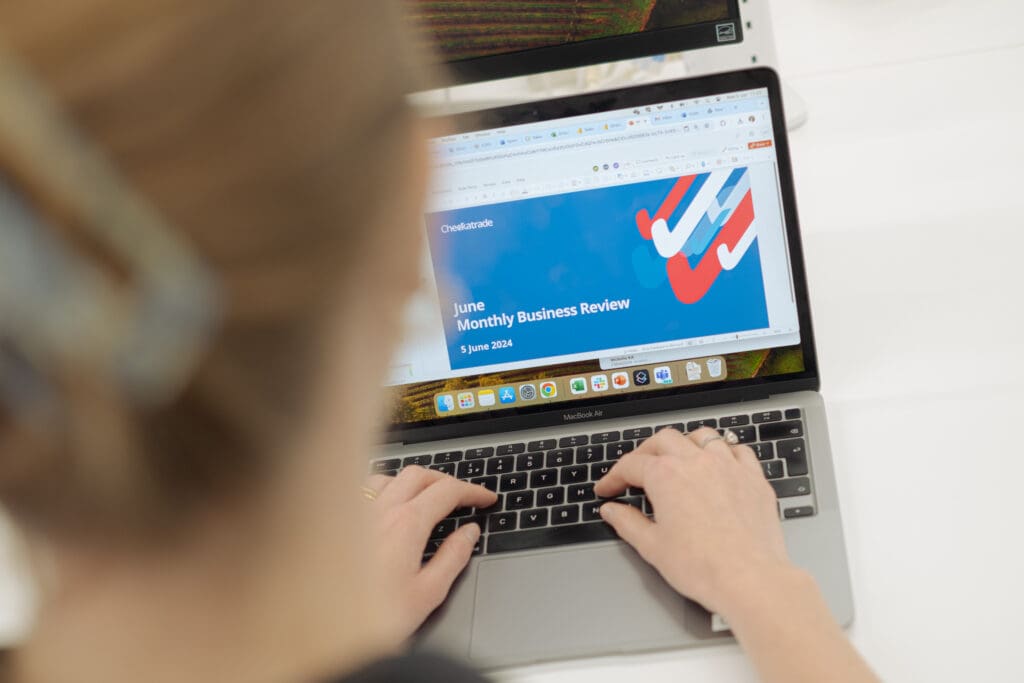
(599, 503, 614, 518)
(461, 523, 481, 542)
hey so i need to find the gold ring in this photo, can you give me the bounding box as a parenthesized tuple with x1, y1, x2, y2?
(360, 486, 379, 501)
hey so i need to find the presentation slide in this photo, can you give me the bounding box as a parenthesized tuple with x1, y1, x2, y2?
(426, 168, 769, 373)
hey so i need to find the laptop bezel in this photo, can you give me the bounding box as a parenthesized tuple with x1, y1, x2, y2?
(387, 68, 820, 445)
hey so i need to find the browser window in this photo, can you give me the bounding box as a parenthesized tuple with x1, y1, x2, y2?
(389, 87, 804, 423)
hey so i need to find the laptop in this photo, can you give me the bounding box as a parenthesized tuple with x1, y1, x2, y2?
(377, 67, 854, 669)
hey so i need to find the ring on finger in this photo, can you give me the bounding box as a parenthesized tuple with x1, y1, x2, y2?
(360, 485, 379, 502)
(699, 434, 725, 448)
(700, 430, 739, 449)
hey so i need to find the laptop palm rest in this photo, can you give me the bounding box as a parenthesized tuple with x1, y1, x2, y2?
(469, 541, 699, 663)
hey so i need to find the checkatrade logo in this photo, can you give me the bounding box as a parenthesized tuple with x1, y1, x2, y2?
(633, 168, 757, 304)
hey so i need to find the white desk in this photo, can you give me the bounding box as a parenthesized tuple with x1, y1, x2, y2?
(497, 2, 1024, 682)
(1, 2, 1022, 679)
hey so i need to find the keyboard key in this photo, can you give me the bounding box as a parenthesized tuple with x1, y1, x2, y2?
(784, 408, 802, 420)
(770, 477, 812, 498)
(687, 418, 717, 431)
(590, 461, 613, 480)
(642, 497, 655, 515)
(486, 455, 514, 475)
(528, 439, 557, 452)
(655, 422, 686, 432)
(486, 522, 618, 554)
(488, 512, 517, 533)
(622, 427, 653, 440)
(546, 449, 574, 467)
(496, 443, 526, 456)
(750, 443, 775, 460)
(752, 411, 782, 424)
(516, 452, 544, 471)
(506, 491, 534, 510)
(371, 458, 400, 473)
(761, 460, 784, 479)
(559, 434, 589, 448)
(457, 460, 485, 478)
(466, 446, 495, 460)
(434, 451, 463, 464)
(730, 426, 757, 443)
(537, 487, 565, 506)
(778, 438, 809, 476)
(607, 441, 634, 460)
(560, 465, 589, 484)
(759, 421, 804, 441)
(470, 475, 498, 492)
(402, 454, 432, 467)
(449, 506, 475, 518)
(430, 518, 455, 539)
(620, 496, 644, 510)
(429, 463, 455, 476)
(720, 415, 750, 428)
(576, 445, 604, 463)
(529, 469, 558, 488)
(520, 508, 548, 528)
(582, 501, 604, 521)
(425, 538, 445, 554)
(551, 504, 580, 525)
(591, 431, 621, 444)
(568, 483, 596, 502)
(500, 473, 527, 491)
(783, 506, 815, 519)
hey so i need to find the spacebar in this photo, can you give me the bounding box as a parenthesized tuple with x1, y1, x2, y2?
(486, 523, 619, 554)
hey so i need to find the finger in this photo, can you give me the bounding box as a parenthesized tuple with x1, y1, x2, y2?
(411, 478, 498, 529)
(595, 427, 703, 497)
(634, 425, 702, 459)
(417, 523, 481, 611)
(376, 465, 446, 506)
(594, 449, 660, 497)
(599, 502, 659, 562)
(733, 443, 760, 470)
(364, 474, 394, 496)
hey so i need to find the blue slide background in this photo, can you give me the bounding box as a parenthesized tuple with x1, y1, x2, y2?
(426, 177, 769, 371)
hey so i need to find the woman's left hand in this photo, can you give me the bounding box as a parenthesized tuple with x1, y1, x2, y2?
(364, 465, 497, 638)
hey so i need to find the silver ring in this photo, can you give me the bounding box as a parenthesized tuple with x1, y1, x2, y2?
(723, 429, 740, 446)
(699, 435, 725, 448)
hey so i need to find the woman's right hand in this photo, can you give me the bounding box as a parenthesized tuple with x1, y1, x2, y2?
(594, 427, 798, 618)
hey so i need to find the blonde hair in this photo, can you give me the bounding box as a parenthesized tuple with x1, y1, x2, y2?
(0, 0, 424, 538)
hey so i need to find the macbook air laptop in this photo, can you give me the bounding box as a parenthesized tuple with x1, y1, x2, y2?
(375, 67, 853, 669)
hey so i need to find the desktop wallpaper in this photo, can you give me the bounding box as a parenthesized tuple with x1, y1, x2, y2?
(410, 0, 732, 62)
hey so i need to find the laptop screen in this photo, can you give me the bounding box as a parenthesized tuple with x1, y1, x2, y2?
(388, 79, 808, 428)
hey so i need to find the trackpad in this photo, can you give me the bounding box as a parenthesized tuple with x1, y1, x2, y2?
(469, 543, 692, 662)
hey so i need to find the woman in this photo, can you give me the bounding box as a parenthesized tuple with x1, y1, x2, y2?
(0, 1, 880, 682)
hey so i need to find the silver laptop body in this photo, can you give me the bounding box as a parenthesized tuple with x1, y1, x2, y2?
(379, 67, 853, 669)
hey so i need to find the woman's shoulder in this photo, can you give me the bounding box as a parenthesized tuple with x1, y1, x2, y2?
(327, 652, 489, 683)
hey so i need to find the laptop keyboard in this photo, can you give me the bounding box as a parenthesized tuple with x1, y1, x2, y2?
(370, 409, 814, 563)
